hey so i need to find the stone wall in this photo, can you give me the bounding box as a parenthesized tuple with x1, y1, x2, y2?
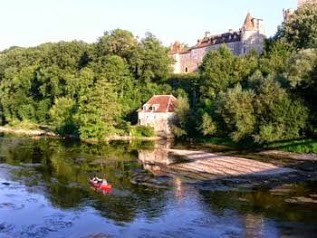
(138, 112, 176, 136)
(176, 41, 242, 73)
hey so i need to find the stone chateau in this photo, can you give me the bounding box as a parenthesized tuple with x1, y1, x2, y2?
(170, 13, 265, 74)
(170, 0, 316, 74)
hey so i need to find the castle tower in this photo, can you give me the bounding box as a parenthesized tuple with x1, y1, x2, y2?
(240, 13, 265, 54)
(284, 0, 316, 22)
(283, 8, 295, 21)
(170, 41, 185, 74)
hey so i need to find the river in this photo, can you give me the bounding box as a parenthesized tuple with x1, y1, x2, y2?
(0, 135, 316, 237)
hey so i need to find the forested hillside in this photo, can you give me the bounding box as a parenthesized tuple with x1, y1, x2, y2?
(0, 3, 316, 144)
(0, 30, 173, 140)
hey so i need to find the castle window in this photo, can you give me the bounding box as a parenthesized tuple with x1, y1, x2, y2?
(185, 67, 188, 73)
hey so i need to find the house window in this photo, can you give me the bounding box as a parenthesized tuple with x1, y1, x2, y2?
(151, 104, 159, 112)
(143, 104, 149, 111)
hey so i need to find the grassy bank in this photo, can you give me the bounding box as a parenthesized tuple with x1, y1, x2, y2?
(265, 139, 317, 154)
(196, 137, 317, 154)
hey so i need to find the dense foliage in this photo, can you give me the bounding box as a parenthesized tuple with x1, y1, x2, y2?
(0, 30, 173, 140)
(171, 3, 317, 144)
(0, 3, 316, 144)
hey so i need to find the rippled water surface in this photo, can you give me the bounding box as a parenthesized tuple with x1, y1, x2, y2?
(0, 135, 316, 238)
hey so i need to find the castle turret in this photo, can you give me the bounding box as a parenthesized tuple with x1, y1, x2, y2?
(283, 8, 295, 21)
(240, 12, 265, 55)
(283, 0, 316, 22)
(170, 41, 185, 74)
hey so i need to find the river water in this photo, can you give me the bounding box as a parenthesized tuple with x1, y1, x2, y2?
(0, 135, 316, 238)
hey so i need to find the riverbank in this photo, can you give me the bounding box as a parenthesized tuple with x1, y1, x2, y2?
(134, 146, 317, 192)
(165, 149, 317, 191)
(0, 126, 56, 137)
(168, 149, 296, 177)
(0, 126, 163, 142)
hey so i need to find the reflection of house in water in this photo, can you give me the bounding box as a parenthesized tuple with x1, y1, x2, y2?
(243, 214, 265, 238)
(173, 176, 186, 202)
(138, 141, 173, 175)
(138, 142, 187, 202)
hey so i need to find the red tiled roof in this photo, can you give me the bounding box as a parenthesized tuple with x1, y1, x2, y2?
(139, 95, 177, 113)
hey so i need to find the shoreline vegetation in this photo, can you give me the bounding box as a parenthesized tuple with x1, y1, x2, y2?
(1, 125, 316, 156)
(0, 125, 162, 142)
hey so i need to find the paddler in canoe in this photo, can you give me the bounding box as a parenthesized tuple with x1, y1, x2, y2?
(90, 176, 112, 191)
(91, 176, 104, 184)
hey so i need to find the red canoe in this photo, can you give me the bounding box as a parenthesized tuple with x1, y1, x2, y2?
(89, 180, 112, 192)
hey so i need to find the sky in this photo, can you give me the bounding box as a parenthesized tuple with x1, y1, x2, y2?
(0, 0, 298, 51)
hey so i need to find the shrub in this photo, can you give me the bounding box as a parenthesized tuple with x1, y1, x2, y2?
(130, 125, 154, 137)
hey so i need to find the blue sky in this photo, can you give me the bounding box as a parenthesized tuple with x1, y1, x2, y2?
(1, 0, 297, 50)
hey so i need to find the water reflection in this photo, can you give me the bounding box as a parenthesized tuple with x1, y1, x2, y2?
(0, 135, 316, 237)
(138, 140, 172, 176)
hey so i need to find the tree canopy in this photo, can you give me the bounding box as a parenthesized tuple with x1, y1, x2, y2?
(276, 2, 317, 49)
(0, 31, 172, 140)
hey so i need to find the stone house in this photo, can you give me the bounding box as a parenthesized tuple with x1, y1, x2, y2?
(138, 95, 177, 137)
(170, 12, 265, 74)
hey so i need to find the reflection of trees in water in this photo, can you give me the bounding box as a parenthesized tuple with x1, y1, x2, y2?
(0, 136, 168, 223)
(92, 188, 167, 222)
(199, 188, 317, 224)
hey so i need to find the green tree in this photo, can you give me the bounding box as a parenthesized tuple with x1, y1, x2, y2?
(49, 97, 77, 135)
(93, 55, 133, 98)
(249, 73, 309, 143)
(200, 45, 236, 99)
(259, 39, 295, 76)
(0, 66, 37, 123)
(39, 41, 91, 69)
(286, 48, 317, 135)
(75, 78, 121, 140)
(172, 95, 190, 137)
(199, 45, 253, 104)
(286, 48, 317, 88)
(276, 2, 317, 49)
(214, 84, 256, 142)
(96, 29, 137, 61)
(200, 112, 217, 136)
(134, 32, 172, 82)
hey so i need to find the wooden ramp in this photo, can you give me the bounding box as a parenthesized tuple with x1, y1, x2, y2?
(168, 149, 295, 178)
